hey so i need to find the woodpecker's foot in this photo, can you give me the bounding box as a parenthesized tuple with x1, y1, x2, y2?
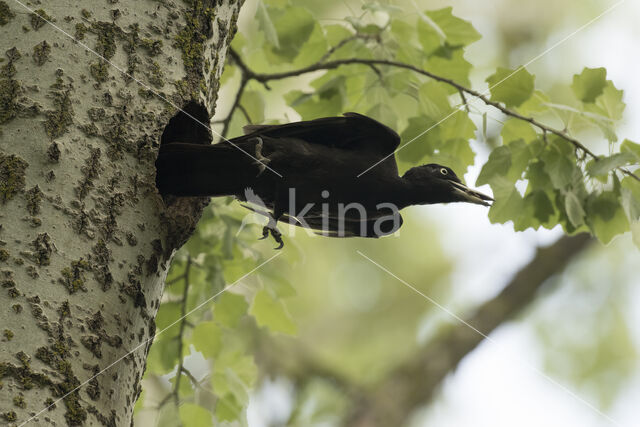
(258, 225, 270, 240)
(258, 224, 284, 250)
(252, 137, 271, 177)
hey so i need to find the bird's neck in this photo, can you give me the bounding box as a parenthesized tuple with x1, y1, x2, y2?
(398, 178, 450, 208)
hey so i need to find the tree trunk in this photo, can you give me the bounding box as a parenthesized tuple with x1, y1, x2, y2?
(0, 1, 241, 425)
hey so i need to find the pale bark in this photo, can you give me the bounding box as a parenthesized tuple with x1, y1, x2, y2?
(0, 0, 241, 425)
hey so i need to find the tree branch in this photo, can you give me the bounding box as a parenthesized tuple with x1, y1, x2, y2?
(459, 89, 470, 113)
(181, 366, 217, 399)
(220, 75, 249, 139)
(346, 233, 594, 426)
(226, 47, 639, 182)
(317, 33, 380, 64)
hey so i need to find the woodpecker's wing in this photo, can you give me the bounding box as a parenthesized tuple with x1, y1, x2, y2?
(240, 112, 401, 157)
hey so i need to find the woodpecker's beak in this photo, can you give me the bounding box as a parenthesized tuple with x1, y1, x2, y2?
(449, 181, 494, 206)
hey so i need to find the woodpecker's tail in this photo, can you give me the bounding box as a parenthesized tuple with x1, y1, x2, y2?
(155, 143, 251, 197)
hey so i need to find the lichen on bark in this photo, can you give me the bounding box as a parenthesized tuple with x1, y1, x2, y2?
(0, 47, 22, 125)
(32, 40, 51, 66)
(25, 185, 43, 216)
(0, 152, 28, 203)
(30, 9, 52, 31)
(44, 75, 74, 139)
(0, 1, 15, 26)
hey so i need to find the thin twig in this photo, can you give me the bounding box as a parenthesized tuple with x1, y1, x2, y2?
(237, 103, 252, 124)
(459, 89, 470, 113)
(181, 367, 217, 398)
(227, 47, 253, 78)
(225, 40, 639, 182)
(165, 272, 187, 286)
(157, 393, 172, 409)
(172, 255, 192, 405)
(318, 33, 379, 63)
(220, 75, 249, 139)
(181, 366, 201, 388)
(247, 57, 639, 182)
(367, 63, 383, 80)
(156, 255, 193, 410)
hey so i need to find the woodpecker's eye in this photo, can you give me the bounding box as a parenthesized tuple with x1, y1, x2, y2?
(440, 168, 448, 176)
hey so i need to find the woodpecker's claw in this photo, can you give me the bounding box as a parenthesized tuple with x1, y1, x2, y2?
(271, 228, 284, 250)
(259, 223, 284, 249)
(258, 226, 269, 240)
(252, 137, 271, 177)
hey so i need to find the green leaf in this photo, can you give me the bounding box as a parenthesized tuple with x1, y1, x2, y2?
(524, 190, 555, 226)
(392, 20, 426, 66)
(170, 372, 194, 398)
(487, 176, 524, 225)
(620, 139, 640, 161)
(426, 49, 473, 90)
(507, 139, 533, 181)
(325, 24, 352, 46)
(501, 119, 537, 144)
(286, 73, 347, 119)
(155, 302, 181, 331)
(416, 18, 442, 55)
(241, 90, 265, 124)
(438, 110, 476, 141)
(541, 142, 575, 189)
(292, 22, 327, 67)
(397, 116, 440, 163)
(285, 89, 343, 119)
(324, 25, 357, 60)
(571, 67, 607, 103)
(228, 354, 257, 388)
(359, 23, 385, 36)
(222, 367, 249, 404)
(621, 177, 640, 248)
(266, 6, 315, 62)
(418, 81, 451, 120)
(517, 90, 550, 115)
(565, 191, 586, 227)
(147, 333, 180, 373)
(256, 1, 279, 48)
(191, 321, 222, 358)
(214, 293, 248, 328)
(250, 289, 297, 335)
(180, 404, 212, 427)
(586, 152, 637, 177)
(215, 394, 242, 422)
(593, 81, 625, 120)
(586, 191, 630, 244)
(482, 112, 487, 141)
(426, 7, 481, 47)
(476, 146, 511, 186)
(426, 138, 475, 177)
(362, 2, 404, 14)
(268, 275, 296, 297)
(157, 403, 181, 427)
(525, 160, 553, 191)
(486, 66, 535, 108)
(366, 103, 398, 131)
